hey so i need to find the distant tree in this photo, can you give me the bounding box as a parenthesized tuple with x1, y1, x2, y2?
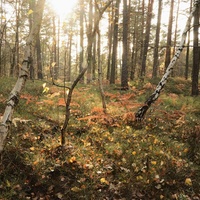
(185, 0, 192, 80)
(10, 0, 21, 77)
(152, 0, 162, 78)
(110, 0, 120, 84)
(86, 0, 94, 83)
(164, 0, 174, 71)
(191, 1, 199, 96)
(106, 3, 113, 80)
(121, 0, 129, 89)
(36, 33, 43, 79)
(79, 0, 84, 79)
(140, 0, 154, 77)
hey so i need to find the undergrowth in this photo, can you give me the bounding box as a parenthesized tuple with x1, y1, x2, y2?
(0, 77, 199, 200)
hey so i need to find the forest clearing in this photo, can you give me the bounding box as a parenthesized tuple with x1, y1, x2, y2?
(0, 0, 200, 199)
(0, 77, 199, 199)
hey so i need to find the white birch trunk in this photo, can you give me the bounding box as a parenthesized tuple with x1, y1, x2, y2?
(135, 0, 200, 120)
(0, 0, 46, 153)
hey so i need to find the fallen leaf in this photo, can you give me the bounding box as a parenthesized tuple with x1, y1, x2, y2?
(71, 186, 81, 192)
(185, 178, 192, 186)
(100, 177, 109, 185)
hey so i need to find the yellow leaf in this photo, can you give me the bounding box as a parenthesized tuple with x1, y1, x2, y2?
(30, 147, 35, 151)
(185, 178, 192, 186)
(151, 161, 157, 165)
(132, 151, 136, 155)
(69, 156, 76, 163)
(136, 176, 143, 180)
(27, 9, 33, 15)
(154, 138, 159, 144)
(71, 186, 81, 192)
(100, 178, 109, 185)
(184, 148, 189, 153)
(52, 62, 56, 67)
(160, 195, 164, 199)
(6, 180, 11, 187)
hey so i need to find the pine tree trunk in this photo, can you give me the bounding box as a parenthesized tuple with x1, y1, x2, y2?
(110, 0, 120, 84)
(79, 0, 84, 82)
(152, 0, 162, 78)
(36, 34, 43, 79)
(191, 3, 199, 96)
(121, 0, 129, 89)
(185, 0, 192, 80)
(164, 0, 174, 71)
(140, 0, 154, 77)
(107, 3, 113, 80)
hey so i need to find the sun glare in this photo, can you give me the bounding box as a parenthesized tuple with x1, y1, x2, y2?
(47, 0, 78, 18)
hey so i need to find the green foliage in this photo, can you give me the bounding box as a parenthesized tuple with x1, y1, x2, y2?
(0, 77, 199, 199)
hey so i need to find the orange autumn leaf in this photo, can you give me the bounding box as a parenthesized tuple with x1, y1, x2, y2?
(58, 98, 66, 106)
(43, 99, 54, 105)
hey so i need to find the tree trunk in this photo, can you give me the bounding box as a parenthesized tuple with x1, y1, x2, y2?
(36, 34, 43, 79)
(191, 2, 199, 96)
(97, 26, 106, 112)
(164, 0, 174, 71)
(152, 0, 162, 78)
(107, 3, 113, 80)
(79, 0, 84, 82)
(52, 16, 58, 80)
(121, 0, 129, 89)
(0, 0, 46, 153)
(110, 0, 120, 84)
(185, 0, 192, 80)
(140, 0, 154, 77)
(86, 0, 94, 83)
(135, 0, 199, 120)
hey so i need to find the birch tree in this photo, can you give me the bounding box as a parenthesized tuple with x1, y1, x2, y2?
(135, 0, 200, 120)
(0, 0, 46, 153)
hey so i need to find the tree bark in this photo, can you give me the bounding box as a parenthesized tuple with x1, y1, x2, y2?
(164, 0, 174, 71)
(135, 0, 199, 120)
(140, 0, 154, 77)
(79, 0, 84, 82)
(0, 0, 46, 153)
(121, 0, 129, 89)
(97, 26, 106, 112)
(110, 0, 121, 84)
(152, 0, 162, 78)
(36, 34, 43, 79)
(191, 2, 200, 96)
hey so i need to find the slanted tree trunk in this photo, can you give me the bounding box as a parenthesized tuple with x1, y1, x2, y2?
(0, 0, 46, 153)
(135, 1, 199, 120)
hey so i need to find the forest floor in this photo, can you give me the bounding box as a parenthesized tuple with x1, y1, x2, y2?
(0, 77, 199, 200)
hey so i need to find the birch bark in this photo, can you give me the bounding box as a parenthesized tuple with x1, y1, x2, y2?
(0, 0, 46, 153)
(135, 0, 200, 120)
